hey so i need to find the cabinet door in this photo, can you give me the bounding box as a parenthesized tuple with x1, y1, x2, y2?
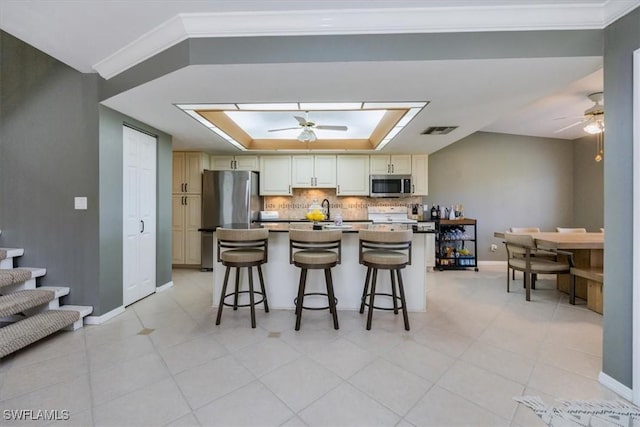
(370, 155, 390, 174)
(235, 156, 259, 171)
(185, 152, 206, 193)
(171, 195, 185, 264)
(172, 152, 185, 193)
(291, 156, 315, 187)
(391, 155, 412, 174)
(337, 155, 369, 196)
(411, 154, 429, 195)
(260, 156, 292, 195)
(314, 155, 337, 187)
(210, 156, 235, 171)
(184, 195, 201, 265)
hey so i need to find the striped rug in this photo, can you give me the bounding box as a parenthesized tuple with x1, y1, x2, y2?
(515, 396, 640, 426)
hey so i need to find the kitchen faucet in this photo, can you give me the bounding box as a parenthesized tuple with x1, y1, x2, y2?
(321, 199, 330, 221)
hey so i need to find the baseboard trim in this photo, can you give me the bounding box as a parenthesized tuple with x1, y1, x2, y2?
(156, 281, 174, 293)
(84, 306, 125, 325)
(598, 371, 633, 401)
(478, 260, 507, 266)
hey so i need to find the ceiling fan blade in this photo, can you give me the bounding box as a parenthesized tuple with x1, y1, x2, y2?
(554, 119, 586, 133)
(553, 115, 584, 121)
(268, 127, 300, 132)
(316, 125, 348, 131)
(294, 116, 308, 126)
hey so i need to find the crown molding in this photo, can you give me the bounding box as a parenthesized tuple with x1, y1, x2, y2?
(93, 2, 640, 79)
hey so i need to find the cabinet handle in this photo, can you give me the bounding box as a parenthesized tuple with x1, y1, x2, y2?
(387, 164, 390, 173)
(183, 196, 186, 205)
(140, 220, 145, 233)
(185, 183, 188, 192)
(289, 185, 291, 194)
(234, 160, 238, 169)
(311, 177, 314, 186)
(392, 164, 394, 173)
(412, 184, 415, 193)
(230, 160, 234, 169)
(337, 185, 340, 194)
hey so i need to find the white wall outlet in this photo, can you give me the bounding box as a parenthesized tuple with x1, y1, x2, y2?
(490, 244, 498, 252)
(74, 197, 87, 210)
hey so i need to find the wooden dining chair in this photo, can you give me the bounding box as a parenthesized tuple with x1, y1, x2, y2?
(504, 232, 573, 301)
(556, 227, 587, 233)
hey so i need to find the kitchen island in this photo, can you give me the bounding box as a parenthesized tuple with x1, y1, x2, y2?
(209, 223, 433, 312)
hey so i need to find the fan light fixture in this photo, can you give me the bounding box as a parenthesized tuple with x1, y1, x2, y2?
(584, 117, 604, 134)
(298, 128, 317, 142)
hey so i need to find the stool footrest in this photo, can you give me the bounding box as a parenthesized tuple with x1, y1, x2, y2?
(294, 292, 338, 311)
(361, 292, 405, 311)
(222, 290, 265, 308)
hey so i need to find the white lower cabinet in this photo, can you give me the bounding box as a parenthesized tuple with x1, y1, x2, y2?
(260, 156, 292, 195)
(172, 194, 201, 265)
(336, 155, 370, 196)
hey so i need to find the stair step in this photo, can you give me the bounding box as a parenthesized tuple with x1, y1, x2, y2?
(0, 310, 80, 358)
(58, 305, 93, 318)
(37, 286, 70, 299)
(0, 248, 24, 259)
(0, 248, 24, 269)
(58, 305, 93, 331)
(19, 267, 46, 278)
(0, 289, 56, 318)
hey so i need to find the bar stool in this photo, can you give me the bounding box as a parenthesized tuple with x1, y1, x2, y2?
(358, 229, 412, 331)
(215, 227, 269, 328)
(289, 229, 342, 331)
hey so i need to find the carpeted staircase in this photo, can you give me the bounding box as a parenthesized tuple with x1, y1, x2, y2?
(0, 229, 92, 358)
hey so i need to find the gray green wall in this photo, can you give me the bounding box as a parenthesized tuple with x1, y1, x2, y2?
(425, 132, 575, 261)
(0, 31, 173, 316)
(573, 134, 604, 232)
(0, 30, 101, 308)
(602, 6, 640, 389)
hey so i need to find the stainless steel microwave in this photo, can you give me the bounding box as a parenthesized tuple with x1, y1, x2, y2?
(369, 175, 412, 197)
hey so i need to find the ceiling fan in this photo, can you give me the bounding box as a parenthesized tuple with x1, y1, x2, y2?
(554, 92, 605, 134)
(268, 111, 348, 142)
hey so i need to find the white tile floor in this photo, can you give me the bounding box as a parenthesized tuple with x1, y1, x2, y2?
(0, 265, 622, 426)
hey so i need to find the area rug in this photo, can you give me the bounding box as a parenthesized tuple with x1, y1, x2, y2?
(514, 396, 640, 426)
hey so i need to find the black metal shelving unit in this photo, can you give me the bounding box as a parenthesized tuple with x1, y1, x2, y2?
(435, 218, 478, 271)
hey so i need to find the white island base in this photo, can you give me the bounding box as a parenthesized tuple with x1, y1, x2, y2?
(211, 231, 428, 312)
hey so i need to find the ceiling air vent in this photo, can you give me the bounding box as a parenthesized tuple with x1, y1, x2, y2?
(421, 126, 458, 135)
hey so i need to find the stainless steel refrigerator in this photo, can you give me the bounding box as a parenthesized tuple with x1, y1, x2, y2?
(200, 170, 263, 270)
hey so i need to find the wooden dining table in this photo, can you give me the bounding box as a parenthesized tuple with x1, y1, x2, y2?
(494, 231, 604, 310)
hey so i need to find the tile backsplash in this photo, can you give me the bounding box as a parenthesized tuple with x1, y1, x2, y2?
(264, 188, 424, 220)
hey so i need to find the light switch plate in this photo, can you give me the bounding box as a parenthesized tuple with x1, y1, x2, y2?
(74, 197, 87, 210)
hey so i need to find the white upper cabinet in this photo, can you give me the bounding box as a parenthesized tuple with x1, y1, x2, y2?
(411, 154, 429, 196)
(260, 156, 292, 195)
(173, 152, 209, 194)
(370, 155, 412, 175)
(210, 155, 259, 171)
(291, 155, 337, 188)
(336, 155, 370, 196)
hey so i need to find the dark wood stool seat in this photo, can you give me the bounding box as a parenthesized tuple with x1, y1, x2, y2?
(358, 229, 413, 331)
(289, 229, 342, 331)
(215, 228, 269, 328)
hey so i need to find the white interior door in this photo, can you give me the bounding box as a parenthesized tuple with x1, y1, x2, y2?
(123, 126, 157, 306)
